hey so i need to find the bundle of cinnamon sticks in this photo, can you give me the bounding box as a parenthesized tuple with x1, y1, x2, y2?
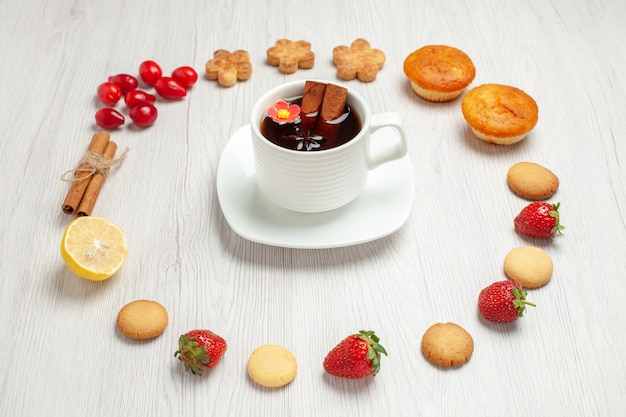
(62, 131, 122, 216)
(301, 80, 348, 146)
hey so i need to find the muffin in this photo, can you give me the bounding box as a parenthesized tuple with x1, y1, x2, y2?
(462, 83, 539, 145)
(403, 45, 476, 102)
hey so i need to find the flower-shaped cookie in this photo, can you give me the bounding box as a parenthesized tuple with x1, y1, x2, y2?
(266, 39, 315, 74)
(332, 38, 386, 82)
(205, 49, 253, 88)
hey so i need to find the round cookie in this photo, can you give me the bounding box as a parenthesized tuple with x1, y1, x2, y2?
(461, 83, 538, 145)
(421, 322, 473, 368)
(116, 300, 168, 340)
(507, 162, 559, 200)
(403, 45, 475, 102)
(504, 246, 553, 288)
(247, 344, 297, 388)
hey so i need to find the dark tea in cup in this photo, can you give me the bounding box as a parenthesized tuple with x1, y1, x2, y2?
(250, 79, 407, 212)
(260, 81, 362, 151)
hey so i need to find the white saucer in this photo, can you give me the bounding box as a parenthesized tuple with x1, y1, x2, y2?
(216, 125, 414, 249)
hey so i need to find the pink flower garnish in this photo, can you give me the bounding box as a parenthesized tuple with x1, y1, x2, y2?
(267, 100, 301, 123)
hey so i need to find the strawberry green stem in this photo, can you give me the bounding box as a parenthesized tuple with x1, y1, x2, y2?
(550, 202, 565, 236)
(512, 286, 536, 317)
(174, 335, 210, 376)
(356, 330, 387, 376)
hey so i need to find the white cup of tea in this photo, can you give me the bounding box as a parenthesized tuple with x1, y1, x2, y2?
(250, 79, 408, 213)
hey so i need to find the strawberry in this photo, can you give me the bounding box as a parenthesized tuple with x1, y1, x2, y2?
(478, 280, 536, 323)
(323, 330, 387, 379)
(174, 329, 227, 375)
(514, 202, 564, 238)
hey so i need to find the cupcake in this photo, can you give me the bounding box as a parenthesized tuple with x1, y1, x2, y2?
(403, 45, 475, 102)
(461, 83, 538, 145)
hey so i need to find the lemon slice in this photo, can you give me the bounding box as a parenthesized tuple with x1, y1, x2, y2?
(60, 216, 128, 281)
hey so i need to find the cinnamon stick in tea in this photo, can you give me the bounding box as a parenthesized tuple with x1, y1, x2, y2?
(300, 80, 326, 135)
(313, 83, 348, 147)
(76, 140, 118, 217)
(62, 131, 110, 214)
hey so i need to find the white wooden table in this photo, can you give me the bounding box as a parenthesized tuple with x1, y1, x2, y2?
(1, 0, 625, 416)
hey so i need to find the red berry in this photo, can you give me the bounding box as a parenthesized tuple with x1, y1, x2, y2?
(154, 76, 186, 99)
(514, 202, 564, 238)
(172, 66, 198, 88)
(95, 108, 125, 129)
(323, 330, 387, 379)
(139, 60, 163, 86)
(175, 330, 227, 375)
(96, 82, 122, 105)
(129, 103, 158, 127)
(478, 280, 535, 323)
(107, 74, 139, 94)
(124, 89, 157, 108)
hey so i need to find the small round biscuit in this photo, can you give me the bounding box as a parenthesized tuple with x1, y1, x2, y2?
(507, 162, 559, 200)
(248, 344, 297, 388)
(421, 322, 473, 368)
(504, 246, 553, 288)
(116, 300, 168, 340)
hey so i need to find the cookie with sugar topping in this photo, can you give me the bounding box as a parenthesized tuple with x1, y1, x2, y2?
(333, 38, 386, 82)
(205, 49, 253, 88)
(266, 39, 315, 74)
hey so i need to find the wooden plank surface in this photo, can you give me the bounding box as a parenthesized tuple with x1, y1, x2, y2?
(0, 0, 625, 416)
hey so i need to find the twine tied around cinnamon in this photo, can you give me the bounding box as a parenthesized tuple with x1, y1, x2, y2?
(61, 131, 127, 215)
(61, 148, 128, 183)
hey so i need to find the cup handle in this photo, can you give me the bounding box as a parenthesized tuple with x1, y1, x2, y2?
(367, 112, 408, 170)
